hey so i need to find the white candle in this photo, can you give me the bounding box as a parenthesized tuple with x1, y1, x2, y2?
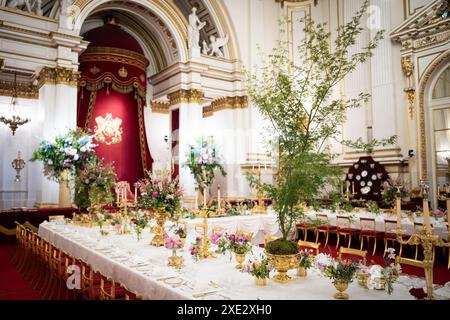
(116, 188, 119, 204)
(134, 185, 137, 203)
(423, 198, 432, 234)
(352, 182, 355, 194)
(217, 185, 221, 211)
(396, 197, 401, 229)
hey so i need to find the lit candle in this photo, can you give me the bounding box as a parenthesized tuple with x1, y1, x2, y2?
(352, 182, 355, 194)
(217, 185, 221, 211)
(116, 188, 119, 204)
(134, 185, 137, 203)
(423, 198, 432, 234)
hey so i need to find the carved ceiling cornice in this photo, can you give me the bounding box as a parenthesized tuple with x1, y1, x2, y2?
(151, 100, 170, 114)
(0, 68, 38, 99)
(168, 89, 204, 105)
(391, 0, 450, 52)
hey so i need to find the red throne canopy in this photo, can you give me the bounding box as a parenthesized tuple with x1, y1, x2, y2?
(77, 23, 153, 184)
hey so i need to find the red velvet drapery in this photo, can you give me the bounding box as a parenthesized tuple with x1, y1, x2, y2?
(77, 24, 153, 185)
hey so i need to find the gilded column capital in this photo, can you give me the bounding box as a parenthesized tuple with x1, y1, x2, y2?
(37, 66, 80, 88)
(401, 56, 414, 78)
(203, 95, 248, 117)
(151, 100, 170, 114)
(168, 89, 204, 105)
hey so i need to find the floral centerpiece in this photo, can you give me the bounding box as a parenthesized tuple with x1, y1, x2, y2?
(189, 236, 202, 261)
(184, 137, 226, 194)
(381, 177, 410, 207)
(297, 249, 314, 277)
(137, 172, 183, 217)
(242, 253, 273, 286)
(129, 209, 149, 241)
(165, 232, 184, 268)
(323, 258, 358, 299)
(226, 233, 252, 269)
(74, 157, 117, 210)
(31, 128, 97, 181)
(173, 224, 187, 246)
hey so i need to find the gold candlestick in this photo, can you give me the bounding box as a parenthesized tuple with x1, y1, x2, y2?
(394, 181, 450, 300)
(199, 207, 213, 259)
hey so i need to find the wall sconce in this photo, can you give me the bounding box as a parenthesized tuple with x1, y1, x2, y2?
(11, 151, 26, 182)
(0, 72, 30, 135)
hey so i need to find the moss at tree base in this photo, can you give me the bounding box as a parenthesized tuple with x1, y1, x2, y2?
(266, 239, 299, 255)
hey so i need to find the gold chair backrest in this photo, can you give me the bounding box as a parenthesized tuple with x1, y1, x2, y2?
(360, 217, 376, 231)
(120, 283, 143, 300)
(396, 256, 423, 268)
(336, 216, 352, 229)
(49, 215, 65, 221)
(99, 274, 116, 300)
(384, 219, 397, 233)
(338, 247, 367, 265)
(236, 230, 253, 240)
(298, 240, 320, 255)
(81, 261, 94, 300)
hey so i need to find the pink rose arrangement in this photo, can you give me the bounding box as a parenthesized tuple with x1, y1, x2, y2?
(164, 233, 183, 250)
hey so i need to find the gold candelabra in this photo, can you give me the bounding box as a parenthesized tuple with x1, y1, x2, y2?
(11, 151, 25, 182)
(394, 181, 450, 300)
(199, 207, 214, 259)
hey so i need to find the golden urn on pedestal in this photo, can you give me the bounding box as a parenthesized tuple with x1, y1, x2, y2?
(266, 252, 298, 283)
(333, 280, 350, 299)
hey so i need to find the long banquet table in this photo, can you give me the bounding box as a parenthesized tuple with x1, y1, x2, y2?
(37, 220, 450, 300)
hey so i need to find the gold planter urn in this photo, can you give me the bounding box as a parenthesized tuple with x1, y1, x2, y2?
(333, 280, 350, 299)
(151, 209, 170, 247)
(266, 252, 298, 283)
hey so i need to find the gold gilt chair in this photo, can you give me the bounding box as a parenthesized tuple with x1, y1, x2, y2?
(314, 213, 337, 247)
(81, 261, 97, 300)
(99, 273, 126, 300)
(264, 234, 278, 246)
(338, 247, 367, 265)
(336, 216, 359, 249)
(12, 223, 27, 270)
(236, 230, 254, 241)
(359, 217, 383, 256)
(298, 240, 320, 255)
(119, 283, 144, 300)
(295, 220, 316, 242)
(383, 219, 402, 257)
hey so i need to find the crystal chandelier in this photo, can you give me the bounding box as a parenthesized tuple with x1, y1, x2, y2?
(0, 72, 30, 135)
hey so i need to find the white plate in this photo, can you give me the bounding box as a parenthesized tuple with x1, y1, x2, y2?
(361, 170, 368, 177)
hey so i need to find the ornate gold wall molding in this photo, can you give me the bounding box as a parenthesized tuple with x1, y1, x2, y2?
(417, 50, 450, 181)
(404, 87, 416, 119)
(0, 80, 38, 99)
(203, 95, 248, 117)
(151, 100, 170, 114)
(37, 66, 80, 88)
(168, 89, 204, 105)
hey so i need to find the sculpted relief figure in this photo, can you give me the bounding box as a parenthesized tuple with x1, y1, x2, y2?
(208, 34, 229, 58)
(188, 7, 206, 57)
(7, 0, 42, 15)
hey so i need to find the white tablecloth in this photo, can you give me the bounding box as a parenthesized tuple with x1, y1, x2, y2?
(180, 213, 281, 245)
(37, 221, 441, 300)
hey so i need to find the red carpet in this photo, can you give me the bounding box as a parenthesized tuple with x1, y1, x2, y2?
(0, 244, 40, 300)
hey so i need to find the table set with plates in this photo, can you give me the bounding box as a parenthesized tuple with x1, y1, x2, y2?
(37, 219, 450, 300)
(302, 209, 449, 241)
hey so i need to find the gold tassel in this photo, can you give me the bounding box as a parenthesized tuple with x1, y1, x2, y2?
(106, 83, 110, 95)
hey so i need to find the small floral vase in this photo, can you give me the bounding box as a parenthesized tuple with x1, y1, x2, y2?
(297, 266, 307, 277)
(254, 277, 267, 286)
(235, 253, 246, 269)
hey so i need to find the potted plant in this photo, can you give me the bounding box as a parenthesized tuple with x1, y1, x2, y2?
(245, 0, 383, 283)
(324, 258, 357, 299)
(242, 253, 273, 286)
